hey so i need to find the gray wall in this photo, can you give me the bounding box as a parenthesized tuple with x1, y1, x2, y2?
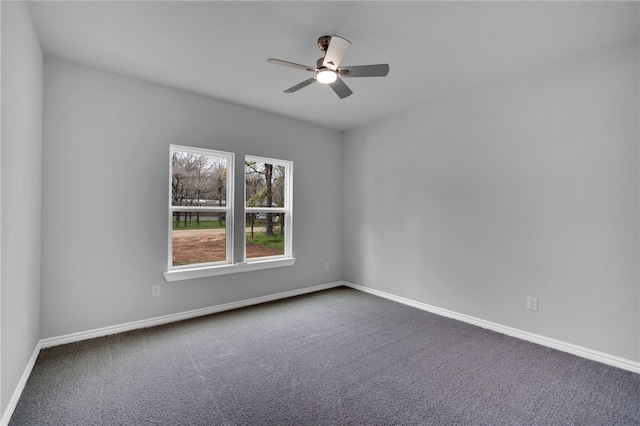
(41, 56, 343, 339)
(1, 1, 43, 415)
(342, 41, 639, 362)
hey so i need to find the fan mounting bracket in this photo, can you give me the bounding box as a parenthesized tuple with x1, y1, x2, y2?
(317, 36, 332, 52)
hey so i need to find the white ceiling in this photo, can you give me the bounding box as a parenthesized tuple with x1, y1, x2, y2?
(26, 1, 639, 131)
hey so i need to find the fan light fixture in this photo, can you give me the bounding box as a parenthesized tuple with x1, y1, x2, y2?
(316, 69, 337, 84)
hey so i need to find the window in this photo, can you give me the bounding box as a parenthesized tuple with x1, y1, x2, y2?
(245, 156, 293, 261)
(165, 146, 294, 282)
(169, 146, 234, 269)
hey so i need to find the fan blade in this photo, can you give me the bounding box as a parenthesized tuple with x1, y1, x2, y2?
(339, 64, 389, 78)
(322, 36, 351, 69)
(284, 77, 317, 93)
(267, 58, 316, 72)
(329, 77, 353, 99)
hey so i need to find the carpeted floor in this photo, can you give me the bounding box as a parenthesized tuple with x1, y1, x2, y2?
(9, 286, 640, 425)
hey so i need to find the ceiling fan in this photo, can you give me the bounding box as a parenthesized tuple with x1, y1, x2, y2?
(267, 35, 389, 99)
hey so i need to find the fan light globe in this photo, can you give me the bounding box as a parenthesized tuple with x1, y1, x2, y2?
(316, 69, 337, 84)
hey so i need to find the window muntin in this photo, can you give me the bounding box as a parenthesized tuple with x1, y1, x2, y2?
(169, 146, 233, 269)
(244, 156, 292, 261)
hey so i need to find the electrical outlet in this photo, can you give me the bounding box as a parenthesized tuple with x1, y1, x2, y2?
(22, 323, 27, 342)
(325, 261, 330, 270)
(152, 285, 161, 297)
(527, 296, 538, 311)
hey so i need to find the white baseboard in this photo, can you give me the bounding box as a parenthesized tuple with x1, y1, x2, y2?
(1, 343, 41, 426)
(343, 282, 640, 374)
(1, 281, 343, 424)
(40, 281, 344, 349)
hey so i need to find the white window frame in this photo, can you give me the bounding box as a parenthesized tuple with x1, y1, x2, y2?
(244, 155, 293, 261)
(163, 147, 295, 282)
(166, 145, 234, 272)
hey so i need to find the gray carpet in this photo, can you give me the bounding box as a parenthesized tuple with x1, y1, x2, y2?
(10, 286, 640, 425)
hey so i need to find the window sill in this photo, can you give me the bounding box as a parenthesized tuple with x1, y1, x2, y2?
(163, 257, 296, 282)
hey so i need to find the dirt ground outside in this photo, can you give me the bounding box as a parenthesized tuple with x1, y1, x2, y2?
(172, 228, 283, 266)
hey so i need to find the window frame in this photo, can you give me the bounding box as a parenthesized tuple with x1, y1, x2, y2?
(167, 145, 234, 271)
(163, 147, 295, 282)
(244, 155, 293, 261)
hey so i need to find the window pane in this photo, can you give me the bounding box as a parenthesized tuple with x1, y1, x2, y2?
(172, 211, 227, 266)
(245, 161, 285, 208)
(172, 151, 228, 207)
(245, 212, 285, 259)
